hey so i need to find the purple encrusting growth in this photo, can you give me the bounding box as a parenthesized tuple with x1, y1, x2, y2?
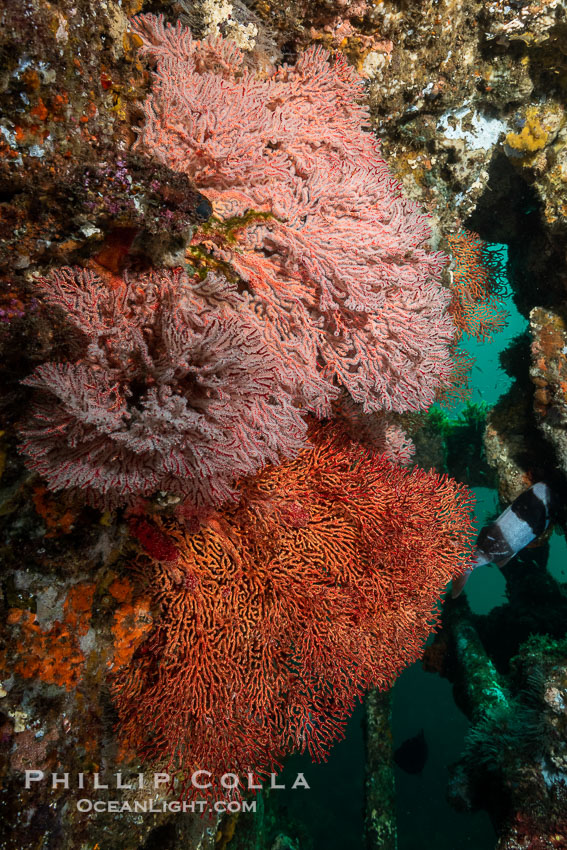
(19, 267, 306, 508)
(0, 295, 38, 323)
(77, 154, 210, 237)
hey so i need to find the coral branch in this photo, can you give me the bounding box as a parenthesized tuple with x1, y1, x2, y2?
(132, 14, 456, 420)
(19, 267, 307, 508)
(447, 230, 508, 341)
(112, 422, 475, 799)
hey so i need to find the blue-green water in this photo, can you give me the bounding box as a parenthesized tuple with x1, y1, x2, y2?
(455, 244, 526, 412)
(394, 244, 566, 849)
(275, 708, 365, 848)
(393, 664, 495, 849)
(393, 247, 514, 849)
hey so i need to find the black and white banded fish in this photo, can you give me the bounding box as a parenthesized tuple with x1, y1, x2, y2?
(451, 482, 555, 598)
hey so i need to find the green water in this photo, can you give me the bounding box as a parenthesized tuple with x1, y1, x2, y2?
(455, 244, 526, 412)
(274, 709, 365, 848)
(393, 247, 514, 849)
(394, 244, 566, 849)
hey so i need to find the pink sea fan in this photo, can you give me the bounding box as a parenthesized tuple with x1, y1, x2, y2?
(19, 21, 457, 508)
(19, 267, 307, 508)
(336, 397, 416, 464)
(131, 14, 455, 418)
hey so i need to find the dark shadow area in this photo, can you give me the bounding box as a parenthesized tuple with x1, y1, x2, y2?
(467, 151, 566, 317)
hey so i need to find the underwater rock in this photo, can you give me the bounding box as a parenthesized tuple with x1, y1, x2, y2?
(530, 306, 567, 477)
(483, 0, 567, 52)
(484, 385, 536, 505)
(0, 0, 209, 279)
(0, 501, 217, 849)
(503, 99, 567, 242)
(435, 594, 567, 848)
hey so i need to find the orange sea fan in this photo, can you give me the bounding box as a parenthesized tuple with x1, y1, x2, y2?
(447, 230, 508, 341)
(111, 422, 475, 800)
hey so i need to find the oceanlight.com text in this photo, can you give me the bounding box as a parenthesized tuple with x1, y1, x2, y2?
(75, 799, 257, 814)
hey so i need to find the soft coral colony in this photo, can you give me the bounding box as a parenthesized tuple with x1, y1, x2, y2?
(17, 14, 475, 792)
(19, 12, 457, 506)
(20, 267, 306, 508)
(116, 424, 474, 800)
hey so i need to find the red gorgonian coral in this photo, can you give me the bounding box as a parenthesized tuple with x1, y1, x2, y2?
(131, 15, 455, 423)
(19, 267, 306, 508)
(112, 422, 475, 799)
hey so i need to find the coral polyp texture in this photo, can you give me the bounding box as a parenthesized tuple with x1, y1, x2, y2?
(131, 14, 455, 420)
(113, 423, 475, 799)
(19, 267, 306, 508)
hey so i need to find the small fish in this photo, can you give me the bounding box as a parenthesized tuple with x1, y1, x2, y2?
(451, 482, 554, 598)
(394, 728, 428, 775)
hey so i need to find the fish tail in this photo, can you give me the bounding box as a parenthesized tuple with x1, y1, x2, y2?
(451, 568, 472, 598)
